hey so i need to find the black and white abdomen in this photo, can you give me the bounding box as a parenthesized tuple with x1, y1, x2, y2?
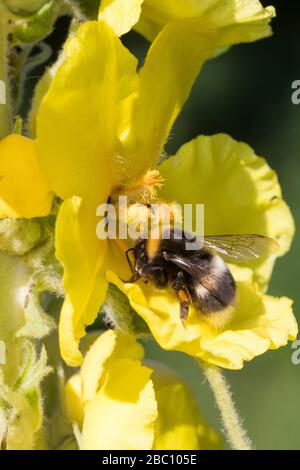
(191, 253, 236, 314)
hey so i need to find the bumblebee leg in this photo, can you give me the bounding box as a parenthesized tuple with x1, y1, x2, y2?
(171, 271, 192, 322)
(180, 300, 190, 322)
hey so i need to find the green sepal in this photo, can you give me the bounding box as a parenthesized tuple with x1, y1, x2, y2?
(0, 342, 51, 449)
(16, 292, 56, 339)
(101, 283, 151, 337)
(15, 343, 52, 393)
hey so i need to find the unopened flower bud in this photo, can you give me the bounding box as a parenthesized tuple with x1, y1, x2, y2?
(4, 0, 49, 15)
(0, 218, 43, 256)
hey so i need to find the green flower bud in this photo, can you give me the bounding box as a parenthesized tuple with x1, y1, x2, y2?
(0, 218, 43, 256)
(9, 1, 62, 44)
(4, 0, 49, 15)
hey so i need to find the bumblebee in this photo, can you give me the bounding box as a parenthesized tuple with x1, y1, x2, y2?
(125, 229, 279, 324)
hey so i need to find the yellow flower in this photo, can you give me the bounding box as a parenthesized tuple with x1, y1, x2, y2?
(97, 0, 275, 51)
(151, 368, 222, 450)
(64, 330, 221, 450)
(0, 134, 52, 218)
(134, 0, 275, 46)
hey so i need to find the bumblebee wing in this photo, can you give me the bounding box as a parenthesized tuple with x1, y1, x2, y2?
(203, 234, 279, 263)
(162, 251, 206, 278)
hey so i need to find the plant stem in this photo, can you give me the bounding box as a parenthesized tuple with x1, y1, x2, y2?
(200, 362, 253, 450)
(0, 1, 12, 138)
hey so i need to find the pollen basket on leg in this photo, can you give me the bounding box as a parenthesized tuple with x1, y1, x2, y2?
(178, 289, 190, 304)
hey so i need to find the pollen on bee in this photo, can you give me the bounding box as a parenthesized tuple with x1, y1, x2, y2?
(178, 289, 190, 304)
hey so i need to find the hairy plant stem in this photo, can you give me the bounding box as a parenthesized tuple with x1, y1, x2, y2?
(200, 362, 253, 450)
(0, 2, 12, 138)
(62, 0, 86, 20)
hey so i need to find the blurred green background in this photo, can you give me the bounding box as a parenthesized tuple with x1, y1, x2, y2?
(27, 0, 300, 450)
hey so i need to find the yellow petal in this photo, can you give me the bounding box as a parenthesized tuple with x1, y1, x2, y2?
(65, 331, 144, 427)
(81, 329, 144, 403)
(136, 0, 275, 44)
(36, 21, 138, 201)
(0, 134, 52, 218)
(99, 0, 144, 36)
(107, 269, 297, 370)
(153, 382, 222, 450)
(103, 238, 132, 282)
(65, 373, 84, 427)
(120, 19, 219, 181)
(56, 197, 108, 366)
(81, 358, 157, 450)
(159, 134, 295, 289)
